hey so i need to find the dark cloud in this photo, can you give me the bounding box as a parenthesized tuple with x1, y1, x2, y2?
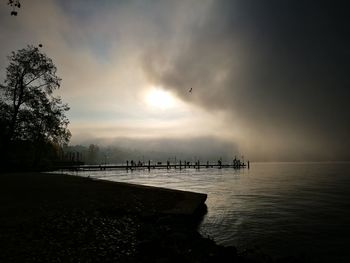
(142, 0, 350, 160)
(2, 0, 350, 161)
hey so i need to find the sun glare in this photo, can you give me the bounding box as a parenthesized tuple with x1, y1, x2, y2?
(145, 88, 176, 109)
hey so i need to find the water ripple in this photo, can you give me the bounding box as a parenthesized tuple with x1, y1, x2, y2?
(65, 163, 350, 262)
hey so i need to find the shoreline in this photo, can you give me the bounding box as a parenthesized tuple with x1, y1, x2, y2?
(0, 172, 245, 262)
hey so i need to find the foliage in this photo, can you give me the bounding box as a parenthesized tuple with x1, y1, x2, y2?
(87, 144, 100, 164)
(0, 45, 71, 145)
(7, 0, 21, 16)
(0, 45, 71, 170)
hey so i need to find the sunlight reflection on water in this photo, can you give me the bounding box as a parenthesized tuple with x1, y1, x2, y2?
(65, 163, 350, 262)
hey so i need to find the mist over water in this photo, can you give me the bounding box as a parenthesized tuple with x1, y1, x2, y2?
(66, 162, 350, 262)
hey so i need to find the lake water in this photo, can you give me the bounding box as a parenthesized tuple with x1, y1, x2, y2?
(65, 162, 350, 262)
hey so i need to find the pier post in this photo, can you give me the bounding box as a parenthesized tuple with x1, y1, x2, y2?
(148, 160, 151, 170)
(248, 161, 250, 169)
(198, 160, 200, 169)
(180, 160, 182, 170)
(126, 160, 129, 170)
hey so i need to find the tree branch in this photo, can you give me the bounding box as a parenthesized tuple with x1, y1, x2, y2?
(23, 72, 45, 87)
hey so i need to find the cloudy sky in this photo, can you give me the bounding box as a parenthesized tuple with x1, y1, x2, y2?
(1, 0, 350, 161)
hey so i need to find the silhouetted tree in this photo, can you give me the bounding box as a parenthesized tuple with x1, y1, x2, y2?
(87, 144, 100, 164)
(0, 45, 71, 169)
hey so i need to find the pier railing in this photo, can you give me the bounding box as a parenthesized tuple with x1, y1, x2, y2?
(55, 160, 250, 171)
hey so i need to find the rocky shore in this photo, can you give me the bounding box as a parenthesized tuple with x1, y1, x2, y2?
(0, 173, 269, 262)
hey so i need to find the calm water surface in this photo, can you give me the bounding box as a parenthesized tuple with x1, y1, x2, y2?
(66, 162, 350, 262)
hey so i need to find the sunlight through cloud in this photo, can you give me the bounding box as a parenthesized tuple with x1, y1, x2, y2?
(145, 87, 176, 110)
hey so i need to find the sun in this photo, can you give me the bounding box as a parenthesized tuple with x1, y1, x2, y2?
(145, 88, 176, 109)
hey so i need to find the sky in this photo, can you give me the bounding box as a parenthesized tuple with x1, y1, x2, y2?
(1, 0, 350, 161)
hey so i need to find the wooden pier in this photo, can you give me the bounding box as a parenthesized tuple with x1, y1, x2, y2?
(56, 160, 250, 171)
